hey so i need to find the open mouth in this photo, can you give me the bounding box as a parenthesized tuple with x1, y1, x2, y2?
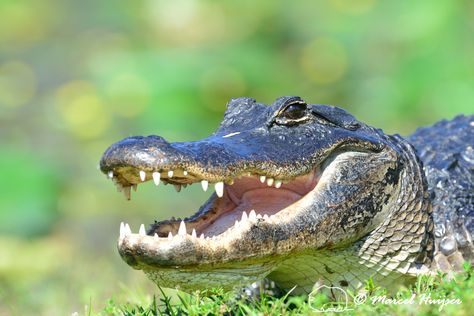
(109, 165, 322, 242)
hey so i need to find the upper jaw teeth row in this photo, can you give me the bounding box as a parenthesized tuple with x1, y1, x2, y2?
(108, 169, 284, 199)
(118, 210, 272, 241)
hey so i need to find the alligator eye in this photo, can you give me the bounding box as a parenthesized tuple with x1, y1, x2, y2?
(281, 104, 307, 120)
(270, 98, 310, 127)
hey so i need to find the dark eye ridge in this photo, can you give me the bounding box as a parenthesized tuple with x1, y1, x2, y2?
(281, 104, 307, 120)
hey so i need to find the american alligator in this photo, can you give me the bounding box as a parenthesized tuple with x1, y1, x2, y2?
(100, 96, 474, 294)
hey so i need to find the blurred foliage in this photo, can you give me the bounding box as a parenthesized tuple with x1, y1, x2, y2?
(0, 0, 473, 314)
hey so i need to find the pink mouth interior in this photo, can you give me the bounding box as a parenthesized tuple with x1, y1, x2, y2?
(197, 171, 319, 236)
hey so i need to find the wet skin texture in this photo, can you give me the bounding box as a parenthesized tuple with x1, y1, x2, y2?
(100, 96, 474, 294)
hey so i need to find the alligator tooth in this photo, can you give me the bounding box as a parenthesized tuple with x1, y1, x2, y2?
(234, 220, 240, 228)
(215, 182, 224, 198)
(259, 175, 266, 183)
(119, 222, 125, 239)
(124, 223, 132, 235)
(249, 210, 257, 220)
(154, 233, 159, 240)
(178, 221, 187, 236)
(139, 224, 146, 236)
(139, 170, 146, 181)
(108, 171, 114, 179)
(275, 180, 282, 188)
(167, 170, 174, 178)
(168, 232, 173, 240)
(191, 229, 197, 238)
(263, 214, 269, 220)
(256, 214, 263, 219)
(174, 185, 181, 192)
(132, 184, 137, 192)
(152, 172, 161, 186)
(266, 178, 274, 186)
(241, 211, 248, 221)
(183, 170, 188, 176)
(200, 233, 204, 240)
(123, 186, 131, 200)
(201, 180, 209, 191)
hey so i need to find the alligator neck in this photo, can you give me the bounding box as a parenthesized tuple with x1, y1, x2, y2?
(358, 134, 434, 277)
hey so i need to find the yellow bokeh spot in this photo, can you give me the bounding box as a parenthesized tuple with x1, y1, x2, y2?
(0, 0, 54, 47)
(105, 74, 150, 117)
(329, 0, 377, 14)
(0, 61, 36, 108)
(300, 37, 348, 85)
(55, 81, 110, 139)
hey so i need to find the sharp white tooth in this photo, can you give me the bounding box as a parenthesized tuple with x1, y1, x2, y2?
(263, 214, 269, 220)
(152, 172, 161, 186)
(178, 221, 187, 236)
(119, 222, 125, 239)
(200, 233, 204, 240)
(234, 220, 239, 228)
(108, 171, 114, 179)
(267, 178, 274, 186)
(215, 182, 224, 198)
(241, 211, 248, 221)
(256, 214, 263, 219)
(139, 224, 146, 236)
(132, 184, 137, 192)
(167, 170, 174, 178)
(249, 210, 257, 220)
(259, 175, 266, 183)
(275, 180, 282, 188)
(139, 170, 146, 181)
(183, 170, 188, 176)
(174, 184, 181, 192)
(154, 233, 159, 240)
(168, 232, 173, 240)
(124, 223, 131, 235)
(191, 229, 197, 238)
(123, 186, 131, 200)
(201, 180, 209, 191)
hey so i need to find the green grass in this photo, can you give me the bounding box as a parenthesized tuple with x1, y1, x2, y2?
(89, 265, 473, 316)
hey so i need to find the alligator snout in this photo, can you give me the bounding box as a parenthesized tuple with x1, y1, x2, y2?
(100, 135, 187, 172)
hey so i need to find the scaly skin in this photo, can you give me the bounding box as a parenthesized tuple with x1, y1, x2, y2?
(100, 96, 474, 294)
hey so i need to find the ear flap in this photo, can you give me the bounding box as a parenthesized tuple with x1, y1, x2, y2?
(309, 104, 361, 130)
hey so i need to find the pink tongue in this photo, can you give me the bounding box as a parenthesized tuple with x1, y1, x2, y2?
(200, 188, 301, 236)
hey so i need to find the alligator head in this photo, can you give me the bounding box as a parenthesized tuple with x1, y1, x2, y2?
(100, 96, 433, 294)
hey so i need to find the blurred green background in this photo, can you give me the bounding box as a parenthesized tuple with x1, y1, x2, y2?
(0, 0, 472, 314)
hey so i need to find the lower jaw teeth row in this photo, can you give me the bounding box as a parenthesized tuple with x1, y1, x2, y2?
(118, 210, 273, 242)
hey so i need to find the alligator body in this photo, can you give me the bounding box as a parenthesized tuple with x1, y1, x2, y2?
(100, 96, 474, 294)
